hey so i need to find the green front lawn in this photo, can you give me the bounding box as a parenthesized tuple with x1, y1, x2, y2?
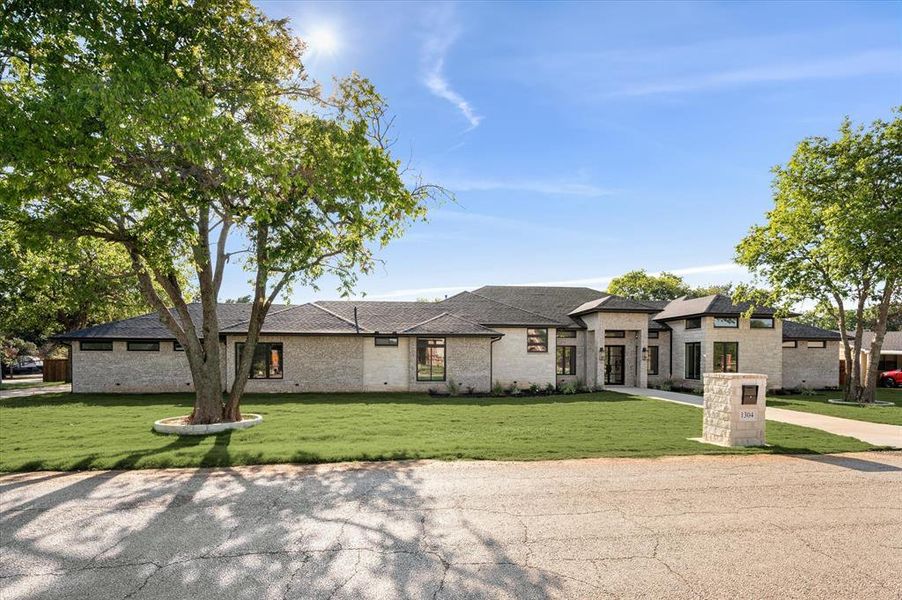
(767, 388, 902, 426)
(0, 391, 878, 472)
(0, 380, 65, 391)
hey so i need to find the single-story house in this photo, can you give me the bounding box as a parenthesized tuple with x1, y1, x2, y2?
(55, 286, 841, 394)
(839, 331, 902, 384)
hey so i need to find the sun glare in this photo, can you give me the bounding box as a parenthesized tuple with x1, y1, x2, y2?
(306, 26, 339, 56)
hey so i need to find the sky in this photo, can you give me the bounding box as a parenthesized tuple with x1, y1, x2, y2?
(219, 0, 902, 303)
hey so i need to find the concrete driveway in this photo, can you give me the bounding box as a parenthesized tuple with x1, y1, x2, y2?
(2, 452, 901, 599)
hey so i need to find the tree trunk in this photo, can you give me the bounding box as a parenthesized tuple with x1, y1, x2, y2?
(862, 280, 896, 403)
(833, 293, 855, 402)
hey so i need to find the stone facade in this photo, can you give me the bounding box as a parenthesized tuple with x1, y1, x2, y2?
(71, 340, 197, 393)
(646, 330, 671, 387)
(782, 340, 840, 389)
(407, 336, 493, 393)
(554, 329, 586, 387)
(702, 373, 767, 447)
(490, 327, 556, 388)
(581, 312, 650, 389)
(670, 317, 783, 390)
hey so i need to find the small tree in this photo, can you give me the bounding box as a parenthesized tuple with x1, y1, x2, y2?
(1, 1, 442, 422)
(736, 111, 901, 403)
(1, 337, 37, 379)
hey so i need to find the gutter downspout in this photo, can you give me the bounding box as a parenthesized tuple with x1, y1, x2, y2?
(490, 335, 502, 391)
(353, 307, 360, 335)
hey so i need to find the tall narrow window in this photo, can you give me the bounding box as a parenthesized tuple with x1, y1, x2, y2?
(236, 342, 283, 379)
(713, 342, 739, 373)
(556, 346, 576, 375)
(416, 338, 446, 381)
(526, 328, 548, 352)
(647, 346, 659, 375)
(685, 342, 701, 380)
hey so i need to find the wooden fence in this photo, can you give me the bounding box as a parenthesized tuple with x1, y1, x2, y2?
(43, 359, 71, 383)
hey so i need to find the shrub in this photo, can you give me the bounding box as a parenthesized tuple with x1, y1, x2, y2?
(491, 380, 505, 396)
(659, 380, 673, 391)
(561, 381, 578, 395)
(446, 378, 460, 396)
(466, 385, 476, 395)
(544, 382, 556, 394)
(575, 378, 587, 393)
(528, 382, 540, 395)
(507, 381, 520, 395)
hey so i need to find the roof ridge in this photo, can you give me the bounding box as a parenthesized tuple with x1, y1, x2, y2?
(468, 291, 563, 324)
(310, 302, 373, 333)
(218, 303, 299, 331)
(401, 311, 452, 332)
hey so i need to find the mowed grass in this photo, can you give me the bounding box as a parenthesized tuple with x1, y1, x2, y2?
(767, 388, 902, 426)
(0, 380, 64, 391)
(0, 391, 877, 472)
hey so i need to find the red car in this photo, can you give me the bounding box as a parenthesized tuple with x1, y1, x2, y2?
(880, 370, 902, 388)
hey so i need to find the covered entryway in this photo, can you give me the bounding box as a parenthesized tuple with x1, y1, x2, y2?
(604, 345, 625, 385)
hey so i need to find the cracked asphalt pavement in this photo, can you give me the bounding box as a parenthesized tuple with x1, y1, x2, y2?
(2, 451, 901, 599)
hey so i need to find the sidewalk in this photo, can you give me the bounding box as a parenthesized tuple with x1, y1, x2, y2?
(614, 386, 902, 449)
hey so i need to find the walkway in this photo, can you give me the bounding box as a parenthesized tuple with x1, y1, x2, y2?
(0, 382, 71, 399)
(615, 387, 902, 449)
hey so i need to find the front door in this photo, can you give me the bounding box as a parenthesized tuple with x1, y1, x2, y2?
(605, 345, 625, 385)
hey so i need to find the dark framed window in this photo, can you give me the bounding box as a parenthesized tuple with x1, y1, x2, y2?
(648, 346, 659, 375)
(713, 342, 739, 373)
(807, 340, 826, 349)
(173, 341, 184, 351)
(527, 328, 548, 352)
(416, 338, 446, 381)
(685, 342, 701, 380)
(713, 317, 738, 328)
(648, 331, 659, 339)
(127, 341, 160, 352)
(750, 317, 775, 329)
(556, 346, 576, 375)
(557, 329, 577, 339)
(236, 342, 283, 379)
(604, 330, 626, 338)
(80, 340, 113, 351)
(782, 340, 797, 348)
(374, 336, 398, 347)
(686, 317, 701, 329)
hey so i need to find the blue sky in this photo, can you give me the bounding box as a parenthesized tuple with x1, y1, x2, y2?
(221, 1, 901, 303)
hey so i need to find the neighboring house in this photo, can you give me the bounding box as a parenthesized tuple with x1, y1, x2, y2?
(839, 331, 902, 383)
(56, 287, 841, 394)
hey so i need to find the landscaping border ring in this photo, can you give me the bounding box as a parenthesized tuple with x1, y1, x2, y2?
(153, 414, 263, 435)
(826, 399, 894, 407)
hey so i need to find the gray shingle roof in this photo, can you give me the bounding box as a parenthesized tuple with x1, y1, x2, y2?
(782, 321, 841, 341)
(569, 295, 661, 316)
(652, 294, 779, 322)
(313, 301, 500, 336)
(847, 331, 902, 352)
(221, 303, 358, 334)
(439, 292, 561, 327)
(468, 286, 622, 327)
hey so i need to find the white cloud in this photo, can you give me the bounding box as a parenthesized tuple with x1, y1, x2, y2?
(421, 6, 482, 129)
(363, 262, 747, 300)
(446, 177, 614, 197)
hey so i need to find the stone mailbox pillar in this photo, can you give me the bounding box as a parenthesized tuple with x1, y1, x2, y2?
(702, 373, 767, 447)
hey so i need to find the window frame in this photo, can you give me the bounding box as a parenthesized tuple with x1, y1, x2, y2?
(647, 346, 659, 376)
(416, 337, 446, 382)
(374, 336, 399, 347)
(713, 317, 739, 328)
(685, 342, 701, 380)
(556, 345, 576, 376)
(80, 340, 113, 351)
(173, 341, 184, 351)
(750, 317, 775, 329)
(713, 341, 739, 373)
(557, 329, 577, 339)
(526, 328, 548, 353)
(685, 317, 702, 330)
(648, 331, 659, 339)
(235, 342, 284, 379)
(127, 340, 160, 352)
(782, 340, 797, 348)
(604, 330, 626, 338)
(807, 340, 827, 349)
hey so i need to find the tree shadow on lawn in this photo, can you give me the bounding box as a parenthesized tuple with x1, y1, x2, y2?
(0, 459, 568, 599)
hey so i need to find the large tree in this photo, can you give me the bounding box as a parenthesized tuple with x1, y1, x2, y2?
(1, 1, 440, 422)
(607, 270, 691, 301)
(736, 111, 901, 403)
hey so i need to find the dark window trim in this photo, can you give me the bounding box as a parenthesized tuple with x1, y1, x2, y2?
(173, 341, 184, 351)
(750, 317, 775, 329)
(782, 340, 798, 348)
(713, 341, 739, 373)
(80, 340, 113, 351)
(127, 340, 160, 352)
(685, 317, 702, 330)
(807, 340, 827, 349)
(713, 317, 739, 328)
(526, 328, 549, 353)
(648, 346, 659, 375)
(685, 342, 701, 380)
(374, 336, 399, 347)
(604, 330, 626, 338)
(556, 345, 576, 375)
(416, 337, 446, 382)
(648, 331, 659, 339)
(557, 329, 577, 339)
(235, 342, 284, 379)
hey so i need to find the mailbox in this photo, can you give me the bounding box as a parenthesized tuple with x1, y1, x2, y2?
(741, 385, 758, 405)
(701, 373, 767, 447)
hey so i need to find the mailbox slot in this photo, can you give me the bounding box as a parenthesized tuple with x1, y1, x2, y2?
(741, 385, 758, 405)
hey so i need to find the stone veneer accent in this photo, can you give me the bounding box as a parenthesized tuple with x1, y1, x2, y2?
(702, 372, 767, 447)
(782, 340, 839, 389)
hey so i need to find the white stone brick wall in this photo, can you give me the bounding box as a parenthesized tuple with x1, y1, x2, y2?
(71, 340, 196, 393)
(647, 330, 671, 386)
(407, 336, 493, 393)
(554, 329, 585, 387)
(782, 340, 839, 389)
(703, 373, 767, 446)
(363, 336, 410, 391)
(490, 327, 556, 388)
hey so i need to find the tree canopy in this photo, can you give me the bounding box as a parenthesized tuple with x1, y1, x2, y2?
(0, 0, 442, 422)
(606, 269, 733, 302)
(736, 110, 901, 402)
